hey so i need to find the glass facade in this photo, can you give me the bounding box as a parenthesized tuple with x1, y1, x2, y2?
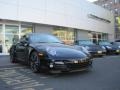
(0, 23, 33, 54)
(5, 25, 19, 52)
(21, 25, 33, 36)
(53, 27, 76, 45)
(89, 32, 108, 44)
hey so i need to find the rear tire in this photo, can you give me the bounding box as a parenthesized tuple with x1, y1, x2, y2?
(10, 48, 17, 63)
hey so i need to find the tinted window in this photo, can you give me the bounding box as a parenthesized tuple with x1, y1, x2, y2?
(20, 35, 28, 43)
(30, 34, 62, 43)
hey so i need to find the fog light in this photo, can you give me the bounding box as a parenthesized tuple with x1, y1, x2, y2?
(38, 53, 44, 56)
(49, 63, 54, 68)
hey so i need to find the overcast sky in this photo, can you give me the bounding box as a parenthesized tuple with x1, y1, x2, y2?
(87, 0, 97, 2)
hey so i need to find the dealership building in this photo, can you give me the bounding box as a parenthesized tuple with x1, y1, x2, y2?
(0, 0, 114, 55)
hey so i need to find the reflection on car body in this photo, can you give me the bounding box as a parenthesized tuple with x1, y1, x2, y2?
(10, 33, 92, 73)
(73, 45, 92, 59)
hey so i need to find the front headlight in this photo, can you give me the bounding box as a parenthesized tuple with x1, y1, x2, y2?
(102, 46, 106, 50)
(46, 47, 56, 56)
(106, 46, 112, 49)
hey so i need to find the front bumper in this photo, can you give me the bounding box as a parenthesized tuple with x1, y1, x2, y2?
(49, 60, 92, 72)
(107, 49, 120, 54)
(89, 51, 105, 57)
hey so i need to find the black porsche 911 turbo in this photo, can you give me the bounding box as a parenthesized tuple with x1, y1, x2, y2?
(99, 41, 120, 54)
(75, 40, 106, 57)
(10, 33, 92, 73)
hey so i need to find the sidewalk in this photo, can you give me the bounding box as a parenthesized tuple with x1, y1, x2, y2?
(0, 55, 15, 67)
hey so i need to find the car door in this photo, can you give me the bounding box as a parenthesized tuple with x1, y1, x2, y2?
(15, 36, 28, 61)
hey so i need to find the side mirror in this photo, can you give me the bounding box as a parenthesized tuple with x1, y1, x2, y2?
(21, 41, 29, 46)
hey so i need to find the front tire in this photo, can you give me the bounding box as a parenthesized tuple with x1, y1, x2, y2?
(30, 51, 40, 73)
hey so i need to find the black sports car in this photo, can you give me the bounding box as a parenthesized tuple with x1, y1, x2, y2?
(75, 40, 106, 57)
(99, 41, 120, 54)
(10, 33, 92, 73)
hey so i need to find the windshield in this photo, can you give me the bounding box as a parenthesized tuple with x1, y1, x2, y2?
(99, 41, 111, 45)
(30, 34, 62, 43)
(78, 40, 94, 45)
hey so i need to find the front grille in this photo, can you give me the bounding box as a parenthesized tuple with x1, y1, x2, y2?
(90, 46, 102, 51)
(66, 61, 90, 69)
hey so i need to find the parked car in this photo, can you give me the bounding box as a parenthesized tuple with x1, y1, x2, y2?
(75, 40, 106, 57)
(99, 41, 120, 54)
(10, 33, 92, 73)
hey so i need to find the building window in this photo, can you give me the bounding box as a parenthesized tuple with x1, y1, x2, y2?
(5, 25, 19, 53)
(116, 16, 120, 25)
(5, 25, 19, 34)
(53, 27, 75, 45)
(89, 32, 108, 44)
(21, 25, 33, 36)
(102, 33, 108, 41)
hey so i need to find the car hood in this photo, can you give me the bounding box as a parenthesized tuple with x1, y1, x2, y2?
(30, 43, 87, 60)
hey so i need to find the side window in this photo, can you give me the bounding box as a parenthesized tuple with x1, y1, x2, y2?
(16, 43, 22, 46)
(12, 35, 19, 45)
(20, 35, 27, 43)
(20, 35, 29, 44)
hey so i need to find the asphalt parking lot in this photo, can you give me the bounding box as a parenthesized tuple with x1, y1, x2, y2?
(0, 55, 120, 90)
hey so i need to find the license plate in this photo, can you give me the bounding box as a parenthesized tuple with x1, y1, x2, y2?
(98, 51, 102, 54)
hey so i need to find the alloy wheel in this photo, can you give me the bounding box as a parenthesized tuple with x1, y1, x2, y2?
(30, 52, 40, 73)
